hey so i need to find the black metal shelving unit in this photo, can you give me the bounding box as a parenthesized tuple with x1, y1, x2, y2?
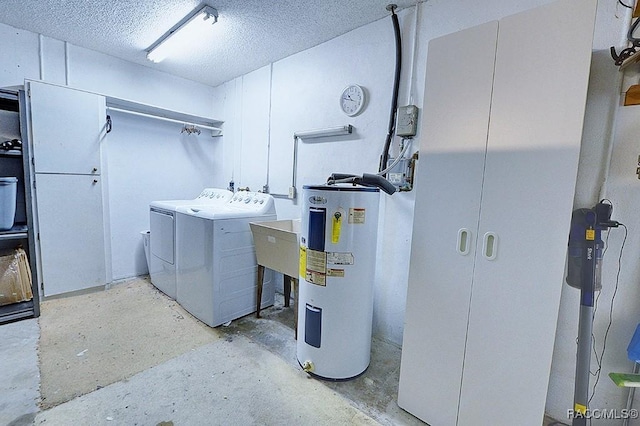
(0, 89, 40, 323)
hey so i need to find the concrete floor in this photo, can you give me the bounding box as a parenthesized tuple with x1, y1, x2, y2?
(0, 278, 567, 426)
(2, 279, 422, 425)
(37, 278, 219, 409)
(0, 318, 39, 426)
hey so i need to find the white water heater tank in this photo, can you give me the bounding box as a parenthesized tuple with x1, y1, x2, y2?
(297, 184, 380, 380)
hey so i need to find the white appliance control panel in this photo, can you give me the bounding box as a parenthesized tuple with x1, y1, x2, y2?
(197, 188, 233, 200)
(228, 191, 273, 211)
(178, 191, 275, 219)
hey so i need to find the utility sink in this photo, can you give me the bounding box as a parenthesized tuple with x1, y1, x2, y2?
(250, 219, 300, 278)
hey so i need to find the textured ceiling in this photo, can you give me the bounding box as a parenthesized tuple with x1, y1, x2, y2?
(0, 0, 418, 87)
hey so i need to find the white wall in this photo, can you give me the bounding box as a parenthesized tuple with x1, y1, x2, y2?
(0, 25, 40, 86)
(0, 22, 224, 281)
(105, 111, 223, 279)
(213, 11, 418, 342)
(212, 0, 633, 422)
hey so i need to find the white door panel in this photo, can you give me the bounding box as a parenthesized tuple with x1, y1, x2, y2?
(29, 81, 105, 175)
(150, 210, 174, 264)
(36, 173, 106, 296)
(398, 20, 498, 426)
(458, 0, 597, 424)
(400, 0, 597, 424)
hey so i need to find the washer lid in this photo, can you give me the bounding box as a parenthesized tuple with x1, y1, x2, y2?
(150, 199, 213, 211)
(150, 188, 233, 211)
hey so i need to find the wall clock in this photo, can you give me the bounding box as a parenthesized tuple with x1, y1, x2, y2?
(340, 84, 366, 116)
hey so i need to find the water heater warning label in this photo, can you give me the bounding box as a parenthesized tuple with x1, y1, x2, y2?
(306, 249, 326, 286)
(327, 252, 354, 265)
(299, 246, 307, 278)
(348, 208, 366, 224)
(327, 269, 344, 277)
(307, 271, 326, 286)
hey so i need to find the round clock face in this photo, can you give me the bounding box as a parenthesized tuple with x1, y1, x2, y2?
(340, 85, 365, 116)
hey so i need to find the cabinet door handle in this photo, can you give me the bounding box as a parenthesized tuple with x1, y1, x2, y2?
(482, 232, 498, 260)
(456, 228, 471, 256)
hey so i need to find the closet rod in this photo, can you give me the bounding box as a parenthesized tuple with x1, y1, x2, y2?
(107, 106, 223, 133)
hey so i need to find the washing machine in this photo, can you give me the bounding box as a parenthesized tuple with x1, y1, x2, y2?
(149, 188, 233, 299)
(175, 191, 277, 327)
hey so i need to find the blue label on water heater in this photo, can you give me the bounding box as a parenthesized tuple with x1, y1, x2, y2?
(305, 304, 322, 348)
(308, 207, 326, 252)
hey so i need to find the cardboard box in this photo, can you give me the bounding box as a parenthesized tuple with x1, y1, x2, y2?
(250, 219, 300, 278)
(0, 248, 33, 306)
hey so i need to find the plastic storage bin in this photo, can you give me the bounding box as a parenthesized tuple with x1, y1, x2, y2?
(0, 177, 18, 231)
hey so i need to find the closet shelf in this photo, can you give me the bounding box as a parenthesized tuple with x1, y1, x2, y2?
(105, 96, 224, 136)
(0, 149, 22, 157)
(0, 300, 35, 323)
(0, 224, 28, 241)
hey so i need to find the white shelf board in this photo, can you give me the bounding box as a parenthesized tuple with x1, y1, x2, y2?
(105, 96, 223, 136)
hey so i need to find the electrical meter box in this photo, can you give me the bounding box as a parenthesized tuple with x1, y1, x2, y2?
(396, 105, 419, 137)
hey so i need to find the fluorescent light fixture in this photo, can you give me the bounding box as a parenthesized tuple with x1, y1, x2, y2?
(294, 125, 353, 139)
(146, 5, 218, 63)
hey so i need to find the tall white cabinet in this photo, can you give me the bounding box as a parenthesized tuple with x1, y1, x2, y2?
(398, 1, 597, 425)
(27, 81, 108, 296)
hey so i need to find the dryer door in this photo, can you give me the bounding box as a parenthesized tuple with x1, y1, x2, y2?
(150, 208, 174, 264)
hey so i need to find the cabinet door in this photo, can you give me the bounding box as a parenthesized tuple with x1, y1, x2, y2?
(28, 81, 105, 175)
(397, 21, 498, 426)
(35, 174, 106, 296)
(457, 0, 597, 424)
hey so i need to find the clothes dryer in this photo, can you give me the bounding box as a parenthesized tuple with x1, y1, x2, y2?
(149, 188, 232, 299)
(175, 191, 276, 327)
